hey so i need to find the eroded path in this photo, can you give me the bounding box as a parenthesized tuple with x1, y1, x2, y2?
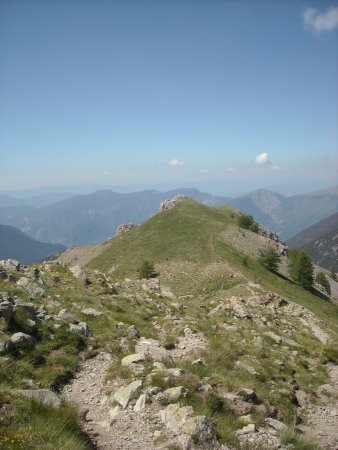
(300, 363, 338, 450)
(62, 352, 168, 450)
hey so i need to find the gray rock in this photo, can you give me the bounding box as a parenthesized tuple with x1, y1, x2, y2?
(265, 417, 287, 431)
(135, 337, 169, 361)
(0, 259, 21, 271)
(58, 309, 79, 323)
(241, 388, 257, 402)
(0, 266, 7, 279)
(16, 277, 44, 299)
(163, 386, 188, 402)
(160, 403, 217, 450)
(134, 393, 147, 412)
(127, 325, 139, 338)
(69, 265, 89, 283)
(15, 389, 61, 407)
(69, 322, 90, 337)
(121, 353, 145, 367)
(81, 308, 103, 317)
(14, 300, 37, 319)
(108, 405, 121, 424)
(9, 332, 34, 349)
(295, 389, 308, 407)
(0, 300, 13, 323)
(112, 380, 143, 409)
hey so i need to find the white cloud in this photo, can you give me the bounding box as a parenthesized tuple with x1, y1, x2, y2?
(168, 159, 184, 167)
(255, 153, 270, 165)
(200, 169, 209, 173)
(226, 167, 236, 172)
(303, 6, 338, 34)
(270, 165, 282, 171)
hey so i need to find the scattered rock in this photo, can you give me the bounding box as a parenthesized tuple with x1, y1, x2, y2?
(0, 259, 21, 271)
(112, 380, 143, 409)
(135, 337, 169, 361)
(159, 194, 188, 212)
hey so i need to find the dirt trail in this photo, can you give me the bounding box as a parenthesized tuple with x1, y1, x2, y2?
(62, 352, 168, 450)
(300, 363, 338, 450)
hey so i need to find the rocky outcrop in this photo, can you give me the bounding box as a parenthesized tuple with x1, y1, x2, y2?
(15, 389, 61, 407)
(159, 194, 188, 212)
(116, 223, 137, 236)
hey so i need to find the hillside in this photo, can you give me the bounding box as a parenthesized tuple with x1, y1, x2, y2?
(1, 198, 338, 449)
(0, 224, 66, 264)
(229, 186, 338, 240)
(287, 212, 338, 272)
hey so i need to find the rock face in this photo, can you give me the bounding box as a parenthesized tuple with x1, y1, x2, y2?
(0, 259, 21, 271)
(159, 194, 188, 212)
(160, 404, 218, 450)
(116, 223, 137, 236)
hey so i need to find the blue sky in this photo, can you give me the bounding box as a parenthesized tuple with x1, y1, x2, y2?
(0, 0, 337, 195)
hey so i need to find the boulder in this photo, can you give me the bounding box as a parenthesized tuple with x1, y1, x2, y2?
(81, 308, 103, 317)
(112, 380, 143, 409)
(134, 393, 147, 412)
(0, 259, 21, 271)
(160, 403, 218, 450)
(0, 266, 7, 279)
(16, 278, 44, 299)
(135, 337, 169, 361)
(15, 389, 61, 407)
(163, 386, 187, 402)
(58, 309, 79, 323)
(127, 325, 139, 339)
(69, 322, 90, 337)
(13, 300, 37, 319)
(0, 300, 13, 324)
(265, 417, 287, 431)
(159, 194, 188, 212)
(121, 353, 146, 367)
(9, 332, 34, 349)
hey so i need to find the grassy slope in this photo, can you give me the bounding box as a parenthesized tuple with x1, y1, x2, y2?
(88, 199, 338, 330)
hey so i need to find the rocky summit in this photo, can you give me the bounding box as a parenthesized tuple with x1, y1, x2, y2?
(0, 197, 337, 450)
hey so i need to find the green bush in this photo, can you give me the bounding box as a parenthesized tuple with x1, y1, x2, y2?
(138, 260, 156, 279)
(237, 214, 259, 233)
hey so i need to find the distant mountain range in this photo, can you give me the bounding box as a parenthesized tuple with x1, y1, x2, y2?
(0, 186, 337, 246)
(287, 212, 338, 272)
(0, 224, 66, 264)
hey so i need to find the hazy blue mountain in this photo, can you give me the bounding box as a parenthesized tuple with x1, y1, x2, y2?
(0, 193, 75, 208)
(287, 212, 338, 271)
(0, 186, 336, 246)
(229, 186, 338, 240)
(0, 224, 66, 264)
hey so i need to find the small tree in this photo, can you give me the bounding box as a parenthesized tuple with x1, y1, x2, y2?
(315, 272, 331, 296)
(287, 250, 314, 290)
(138, 260, 156, 279)
(259, 248, 281, 272)
(238, 214, 259, 233)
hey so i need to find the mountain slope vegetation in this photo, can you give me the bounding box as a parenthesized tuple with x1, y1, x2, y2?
(287, 212, 338, 272)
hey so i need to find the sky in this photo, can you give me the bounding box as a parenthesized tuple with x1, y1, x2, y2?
(0, 0, 337, 196)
